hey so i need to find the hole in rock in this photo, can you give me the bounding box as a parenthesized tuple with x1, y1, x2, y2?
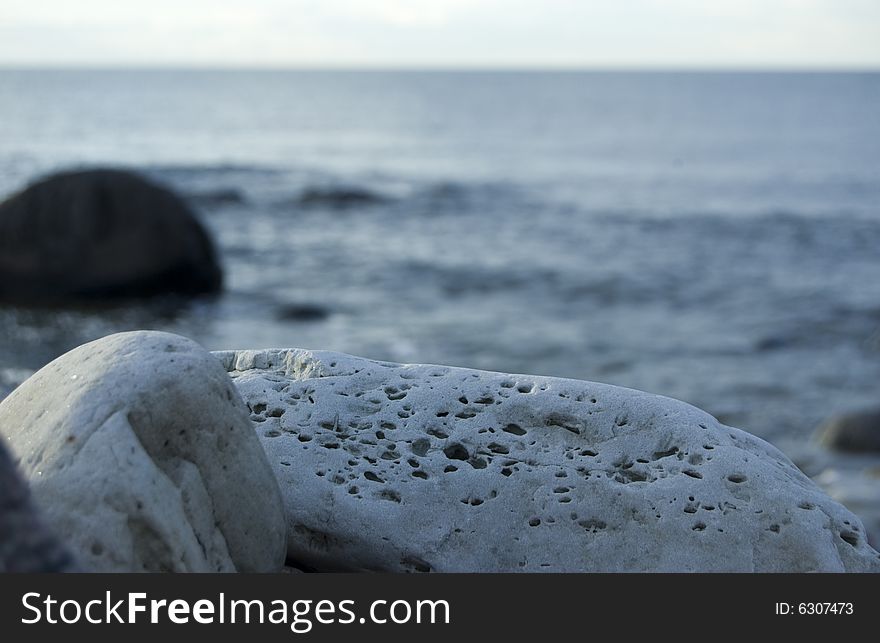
(443, 444, 469, 460)
(401, 556, 431, 573)
(379, 490, 401, 503)
(578, 519, 606, 532)
(653, 447, 679, 460)
(411, 438, 430, 456)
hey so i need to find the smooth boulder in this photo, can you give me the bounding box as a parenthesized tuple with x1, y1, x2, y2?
(0, 331, 286, 572)
(218, 348, 880, 573)
(0, 168, 222, 304)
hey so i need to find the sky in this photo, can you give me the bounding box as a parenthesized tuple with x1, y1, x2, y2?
(1, 0, 879, 69)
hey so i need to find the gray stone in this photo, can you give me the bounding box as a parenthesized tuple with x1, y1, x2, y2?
(0, 168, 222, 304)
(0, 331, 286, 572)
(816, 409, 880, 453)
(218, 348, 880, 573)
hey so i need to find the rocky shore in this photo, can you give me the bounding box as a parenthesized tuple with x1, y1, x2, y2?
(1, 331, 879, 572)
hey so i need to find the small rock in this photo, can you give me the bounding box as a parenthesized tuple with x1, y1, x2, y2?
(0, 331, 286, 572)
(275, 303, 331, 322)
(754, 336, 793, 352)
(218, 348, 880, 573)
(816, 409, 880, 453)
(0, 168, 223, 304)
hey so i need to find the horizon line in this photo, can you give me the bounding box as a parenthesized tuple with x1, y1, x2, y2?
(1, 63, 879, 73)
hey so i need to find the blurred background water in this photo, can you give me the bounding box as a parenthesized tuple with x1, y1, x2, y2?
(1, 70, 879, 447)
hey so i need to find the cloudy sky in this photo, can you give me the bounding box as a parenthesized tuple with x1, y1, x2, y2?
(1, 0, 879, 68)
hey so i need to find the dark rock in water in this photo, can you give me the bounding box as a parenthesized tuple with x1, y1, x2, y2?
(0, 168, 223, 304)
(0, 441, 77, 572)
(754, 335, 792, 352)
(816, 409, 880, 453)
(187, 188, 246, 208)
(276, 303, 331, 322)
(296, 186, 388, 210)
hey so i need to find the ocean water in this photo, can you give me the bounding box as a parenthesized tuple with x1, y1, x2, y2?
(1, 70, 879, 446)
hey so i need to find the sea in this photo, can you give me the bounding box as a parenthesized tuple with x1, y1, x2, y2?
(1, 70, 879, 448)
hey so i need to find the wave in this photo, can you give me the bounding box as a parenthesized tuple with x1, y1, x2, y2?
(409, 180, 530, 213)
(272, 179, 529, 215)
(143, 163, 284, 179)
(396, 259, 561, 297)
(291, 185, 392, 210)
(185, 188, 247, 208)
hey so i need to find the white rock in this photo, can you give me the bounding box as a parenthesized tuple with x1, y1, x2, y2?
(0, 331, 287, 572)
(218, 348, 880, 572)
